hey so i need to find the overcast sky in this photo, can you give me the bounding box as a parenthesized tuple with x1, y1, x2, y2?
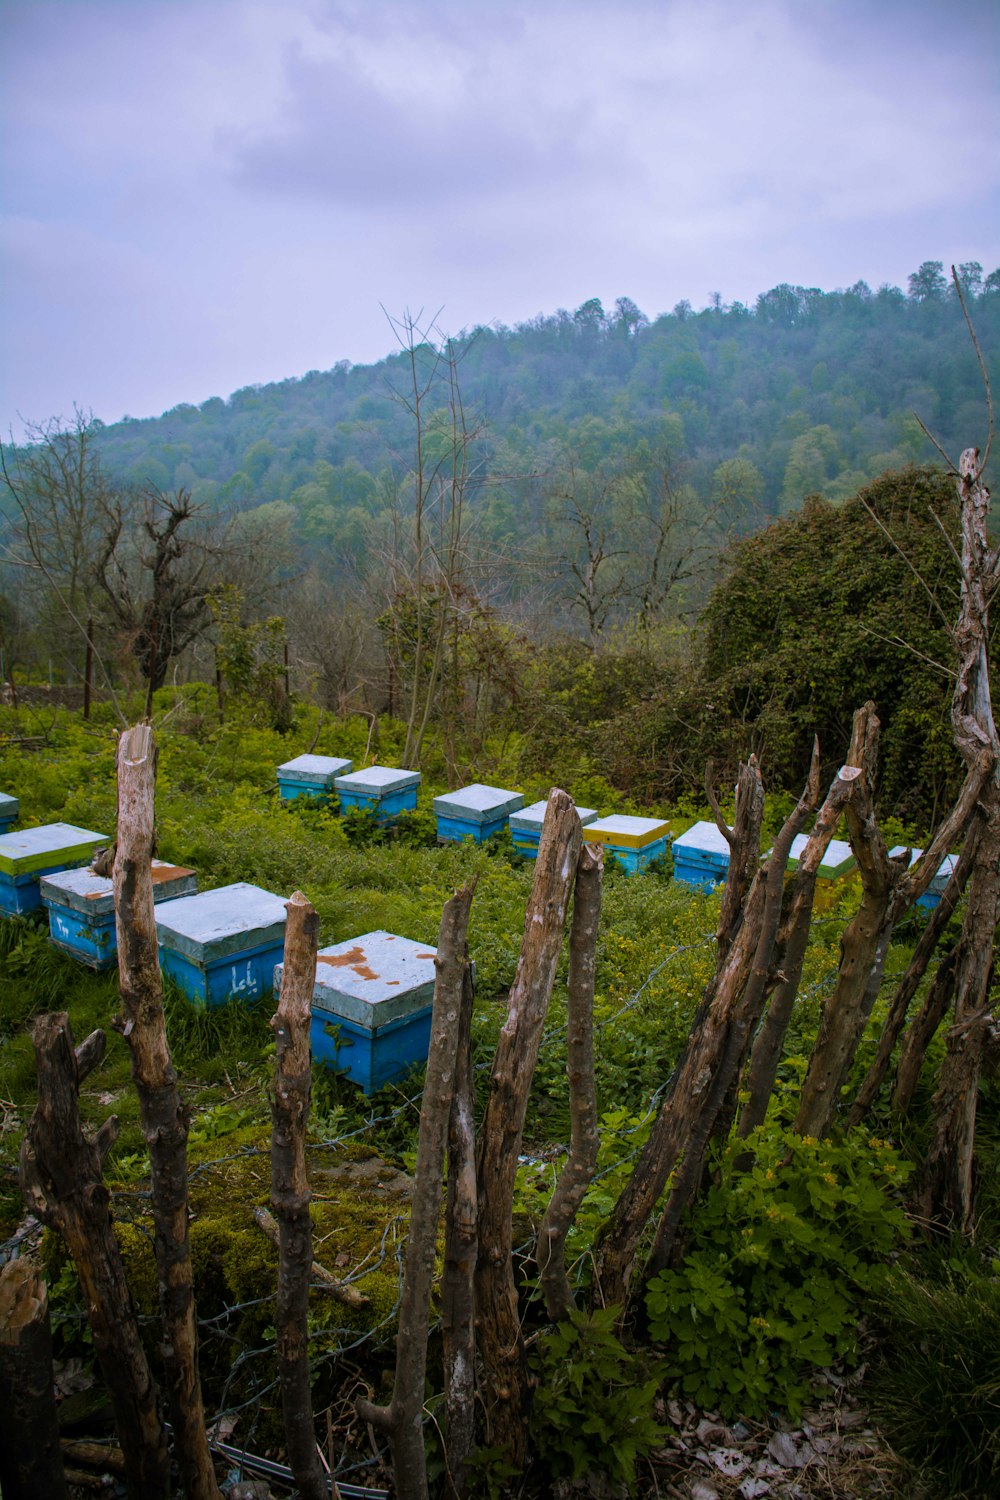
(2, 0, 998, 436)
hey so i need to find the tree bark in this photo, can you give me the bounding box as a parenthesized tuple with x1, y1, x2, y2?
(357, 883, 475, 1500)
(113, 722, 220, 1500)
(270, 891, 329, 1500)
(441, 955, 478, 1500)
(846, 820, 979, 1128)
(0, 1258, 68, 1500)
(19, 1014, 170, 1500)
(474, 791, 581, 1467)
(595, 759, 764, 1311)
(739, 762, 861, 1138)
(537, 840, 604, 1321)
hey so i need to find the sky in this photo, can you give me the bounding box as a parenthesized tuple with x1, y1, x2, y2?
(2, 0, 998, 436)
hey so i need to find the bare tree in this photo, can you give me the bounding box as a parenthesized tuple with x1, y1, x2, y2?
(93, 485, 224, 714)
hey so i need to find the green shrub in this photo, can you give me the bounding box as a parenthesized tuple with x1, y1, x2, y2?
(529, 1305, 666, 1491)
(645, 1122, 912, 1417)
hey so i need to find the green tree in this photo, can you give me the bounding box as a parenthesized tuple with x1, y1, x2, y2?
(907, 261, 947, 302)
(700, 465, 991, 824)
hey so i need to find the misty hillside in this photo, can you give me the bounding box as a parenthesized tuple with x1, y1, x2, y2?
(88, 269, 999, 578)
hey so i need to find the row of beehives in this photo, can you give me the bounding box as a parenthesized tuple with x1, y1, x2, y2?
(0, 779, 957, 1098)
(275, 754, 956, 905)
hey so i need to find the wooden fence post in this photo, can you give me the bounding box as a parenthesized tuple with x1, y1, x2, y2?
(474, 790, 581, 1467)
(19, 1015, 170, 1500)
(270, 890, 330, 1500)
(0, 1258, 68, 1500)
(113, 721, 220, 1500)
(358, 883, 476, 1500)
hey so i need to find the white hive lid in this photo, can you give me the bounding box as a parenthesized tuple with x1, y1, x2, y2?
(672, 820, 732, 858)
(301, 930, 438, 1030)
(509, 799, 599, 833)
(278, 754, 353, 784)
(433, 783, 524, 823)
(334, 766, 421, 795)
(155, 882, 287, 965)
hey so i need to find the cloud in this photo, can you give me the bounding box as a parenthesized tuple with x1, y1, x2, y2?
(1, 0, 998, 429)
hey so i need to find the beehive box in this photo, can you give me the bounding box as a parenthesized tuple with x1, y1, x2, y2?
(509, 799, 599, 858)
(278, 930, 438, 1095)
(277, 754, 353, 802)
(433, 783, 524, 843)
(334, 766, 421, 824)
(0, 822, 108, 916)
(784, 834, 855, 881)
(40, 861, 198, 970)
(583, 814, 671, 876)
(155, 882, 287, 1008)
(889, 845, 958, 910)
(671, 820, 731, 890)
(0, 792, 18, 834)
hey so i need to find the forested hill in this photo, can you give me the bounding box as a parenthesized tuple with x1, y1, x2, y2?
(90, 265, 999, 563)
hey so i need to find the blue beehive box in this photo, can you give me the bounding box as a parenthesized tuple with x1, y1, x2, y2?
(783, 833, 855, 881)
(334, 766, 421, 824)
(433, 783, 524, 843)
(671, 820, 731, 890)
(40, 860, 198, 970)
(278, 930, 439, 1095)
(277, 754, 353, 802)
(0, 822, 108, 916)
(889, 846, 958, 910)
(509, 799, 599, 858)
(0, 793, 18, 834)
(155, 882, 287, 1008)
(583, 814, 671, 876)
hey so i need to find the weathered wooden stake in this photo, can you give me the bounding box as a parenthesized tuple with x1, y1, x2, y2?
(595, 758, 764, 1310)
(847, 820, 979, 1127)
(113, 722, 220, 1500)
(270, 890, 330, 1500)
(0, 1258, 68, 1500)
(914, 444, 1000, 1232)
(358, 883, 475, 1500)
(441, 953, 478, 1500)
(19, 1015, 169, 1500)
(475, 790, 581, 1468)
(537, 839, 603, 1321)
(739, 759, 861, 1138)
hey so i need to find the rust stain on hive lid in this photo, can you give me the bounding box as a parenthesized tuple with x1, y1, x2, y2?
(318, 945, 379, 981)
(151, 863, 195, 885)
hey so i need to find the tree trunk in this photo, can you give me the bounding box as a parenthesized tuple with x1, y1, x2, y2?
(19, 1015, 170, 1500)
(441, 955, 478, 1500)
(595, 759, 764, 1311)
(739, 762, 861, 1138)
(0, 1259, 68, 1500)
(474, 791, 582, 1467)
(113, 722, 220, 1500)
(358, 883, 475, 1500)
(846, 820, 979, 1128)
(537, 840, 604, 1321)
(270, 892, 329, 1500)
